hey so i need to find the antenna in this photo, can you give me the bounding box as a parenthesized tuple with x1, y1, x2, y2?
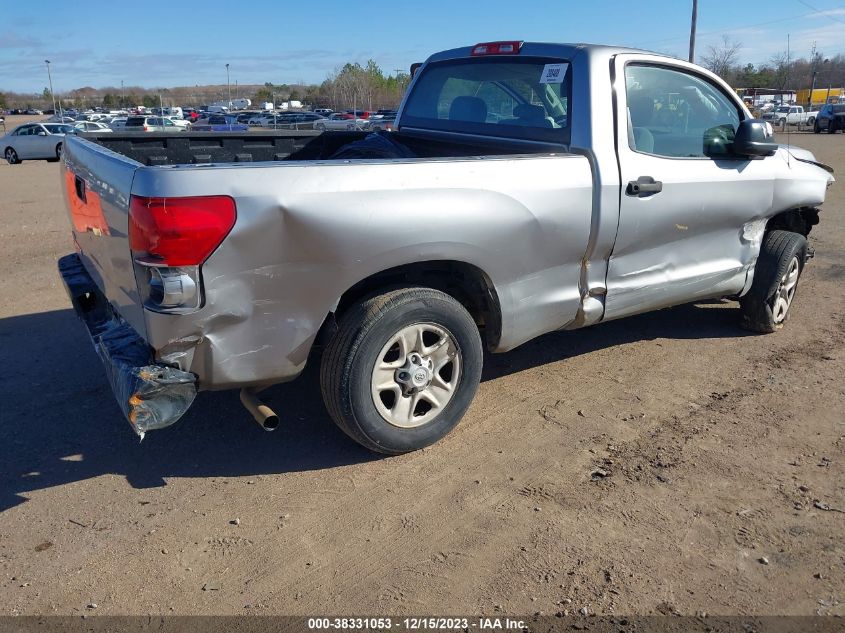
(786, 34, 790, 163)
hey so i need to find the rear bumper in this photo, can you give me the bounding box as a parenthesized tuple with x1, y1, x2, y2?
(58, 253, 197, 437)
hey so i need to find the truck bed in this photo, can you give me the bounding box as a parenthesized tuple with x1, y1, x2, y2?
(80, 130, 560, 166)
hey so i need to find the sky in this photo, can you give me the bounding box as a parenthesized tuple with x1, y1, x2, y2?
(0, 0, 843, 93)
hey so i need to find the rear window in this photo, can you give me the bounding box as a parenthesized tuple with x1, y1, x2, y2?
(126, 117, 145, 126)
(401, 56, 571, 143)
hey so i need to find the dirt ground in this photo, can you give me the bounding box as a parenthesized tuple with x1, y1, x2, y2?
(0, 125, 842, 618)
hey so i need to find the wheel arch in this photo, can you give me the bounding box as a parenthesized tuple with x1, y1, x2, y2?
(315, 260, 502, 352)
(766, 207, 820, 238)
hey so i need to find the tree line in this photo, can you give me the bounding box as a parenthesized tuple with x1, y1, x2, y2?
(700, 36, 845, 94)
(0, 59, 411, 111)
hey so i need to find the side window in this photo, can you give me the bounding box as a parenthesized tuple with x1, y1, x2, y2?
(625, 64, 742, 158)
(15, 125, 33, 136)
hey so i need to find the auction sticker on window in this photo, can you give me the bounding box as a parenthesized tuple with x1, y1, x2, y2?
(539, 63, 568, 84)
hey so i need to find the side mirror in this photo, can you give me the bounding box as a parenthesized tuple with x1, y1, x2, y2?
(37, 130, 47, 136)
(732, 119, 777, 158)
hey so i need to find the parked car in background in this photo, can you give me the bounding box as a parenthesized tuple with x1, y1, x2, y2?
(109, 117, 128, 131)
(262, 112, 325, 129)
(74, 121, 113, 133)
(2, 122, 75, 163)
(314, 108, 333, 116)
(765, 105, 814, 126)
(163, 115, 191, 130)
(190, 114, 248, 132)
(313, 113, 367, 131)
(813, 104, 845, 133)
(123, 116, 187, 132)
(47, 115, 77, 123)
(248, 112, 275, 126)
(24, 108, 44, 115)
(366, 112, 397, 131)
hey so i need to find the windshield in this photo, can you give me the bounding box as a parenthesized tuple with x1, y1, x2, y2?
(401, 56, 571, 143)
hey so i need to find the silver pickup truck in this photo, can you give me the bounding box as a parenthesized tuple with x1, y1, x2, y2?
(57, 42, 834, 454)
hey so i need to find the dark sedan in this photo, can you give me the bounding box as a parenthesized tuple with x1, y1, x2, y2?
(813, 104, 845, 134)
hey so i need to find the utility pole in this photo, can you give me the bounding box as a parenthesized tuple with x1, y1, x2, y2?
(44, 60, 56, 114)
(226, 63, 231, 110)
(121, 79, 124, 108)
(808, 42, 818, 108)
(688, 0, 698, 63)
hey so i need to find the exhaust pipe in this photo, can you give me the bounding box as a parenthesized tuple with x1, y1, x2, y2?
(240, 388, 279, 431)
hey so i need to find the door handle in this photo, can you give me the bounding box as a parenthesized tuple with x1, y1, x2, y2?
(626, 176, 662, 197)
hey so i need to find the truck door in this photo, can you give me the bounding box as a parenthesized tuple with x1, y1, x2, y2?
(604, 55, 776, 320)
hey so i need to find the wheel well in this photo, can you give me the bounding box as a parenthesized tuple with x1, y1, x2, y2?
(318, 261, 502, 351)
(767, 207, 820, 237)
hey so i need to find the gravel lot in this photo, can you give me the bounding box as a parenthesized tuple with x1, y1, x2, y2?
(0, 123, 843, 617)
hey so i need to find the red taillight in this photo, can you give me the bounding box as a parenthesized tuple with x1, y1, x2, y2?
(471, 41, 522, 56)
(143, 126, 148, 131)
(129, 195, 236, 266)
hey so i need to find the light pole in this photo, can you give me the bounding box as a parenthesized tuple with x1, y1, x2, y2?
(44, 60, 56, 114)
(226, 63, 231, 110)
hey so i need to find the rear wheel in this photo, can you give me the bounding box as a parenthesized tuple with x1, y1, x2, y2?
(814, 120, 821, 133)
(320, 287, 483, 454)
(4, 147, 20, 164)
(740, 230, 807, 333)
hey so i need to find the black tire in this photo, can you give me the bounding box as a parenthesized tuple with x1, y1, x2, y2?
(320, 287, 483, 454)
(778, 117, 786, 127)
(740, 230, 807, 333)
(828, 124, 837, 134)
(4, 147, 20, 164)
(56, 143, 63, 158)
(814, 121, 821, 134)
(807, 116, 815, 126)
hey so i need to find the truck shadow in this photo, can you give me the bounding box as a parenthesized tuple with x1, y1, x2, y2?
(0, 300, 750, 511)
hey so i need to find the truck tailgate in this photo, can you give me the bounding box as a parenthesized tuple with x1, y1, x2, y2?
(61, 135, 147, 338)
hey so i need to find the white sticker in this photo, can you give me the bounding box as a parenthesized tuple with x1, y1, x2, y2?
(539, 63, 567, 84)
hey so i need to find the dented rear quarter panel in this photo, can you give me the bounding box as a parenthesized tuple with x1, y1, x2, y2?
(132, 154, 594, 389)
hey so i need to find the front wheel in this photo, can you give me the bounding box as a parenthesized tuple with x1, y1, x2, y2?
(320, 287, 483, 454)
(740, 230, 807, 333)
(814, 121, 821, 133)
(807, 116, 815, 126)
(5, 147, 20, 164)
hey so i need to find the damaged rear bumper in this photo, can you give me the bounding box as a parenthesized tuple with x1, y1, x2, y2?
(58, 253, 197, 438)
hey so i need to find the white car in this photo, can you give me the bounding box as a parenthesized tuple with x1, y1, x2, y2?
(163, 115, 191, 130)
(74, 121, 114, 133)
(2, 122, 76, 164)
(109, 117, 128, 131)
(313, 113, 367, 131)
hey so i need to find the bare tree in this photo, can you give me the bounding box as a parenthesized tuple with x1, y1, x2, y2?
(701, 36, 742, 81)
(768, 51, 792, 90)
